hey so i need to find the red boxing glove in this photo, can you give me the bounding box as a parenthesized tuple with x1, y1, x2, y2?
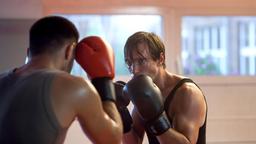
(75, 36, 115, 79)
(75, 36, 116, 102)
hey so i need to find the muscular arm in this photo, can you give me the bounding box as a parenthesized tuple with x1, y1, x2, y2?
(51, 74, 122, 144)
(73, 36, 123, 143)
(157, 83, 207, 144)
(73, 77, 123, 144)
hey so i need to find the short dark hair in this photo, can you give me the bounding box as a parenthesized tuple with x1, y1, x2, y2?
(29, 16, 79, 56)
(124, 31, 166, 68)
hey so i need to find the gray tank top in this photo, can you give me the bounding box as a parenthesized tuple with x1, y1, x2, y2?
(0, 69, 67, 144)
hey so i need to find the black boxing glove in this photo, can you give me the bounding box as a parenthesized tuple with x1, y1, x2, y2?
(123, 74, 171, 135)
(114, 81, 133, 133)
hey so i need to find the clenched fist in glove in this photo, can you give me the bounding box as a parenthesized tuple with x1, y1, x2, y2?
(75, 36, 116, 102)
(114, 81, 133, 133)
(123, 74, 171, 135)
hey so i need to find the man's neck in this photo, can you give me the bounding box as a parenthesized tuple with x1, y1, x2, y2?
(154, 68, 168, 90)
(16, 55, 61, 75)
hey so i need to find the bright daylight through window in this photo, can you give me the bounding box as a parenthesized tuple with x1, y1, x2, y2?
(60, 14, 163, 78)
(182, 16, 256, 76)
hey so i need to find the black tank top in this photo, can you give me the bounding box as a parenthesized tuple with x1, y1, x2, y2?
(0, 69, 67, 144)
(146, 78, 207, 144)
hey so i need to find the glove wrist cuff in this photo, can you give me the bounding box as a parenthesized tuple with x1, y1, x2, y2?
(91, 77, 116, 102)
(146, 113, 171, 136)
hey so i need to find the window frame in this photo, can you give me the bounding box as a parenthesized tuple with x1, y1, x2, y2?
(44, 3, 256, 84)
(173, 7, 256, 84)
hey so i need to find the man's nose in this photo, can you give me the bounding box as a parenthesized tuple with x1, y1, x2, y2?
(131, 64, 140, 75)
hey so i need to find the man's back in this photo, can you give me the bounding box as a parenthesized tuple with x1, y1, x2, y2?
(0, 69, 67, 144)
(0, 16, 123, 144)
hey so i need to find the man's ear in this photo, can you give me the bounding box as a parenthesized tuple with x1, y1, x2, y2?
(65, 42, 76, 60)
(27, 48, 30, 57)
(25, 48, 30, 64)
(159, 52, 165, 66)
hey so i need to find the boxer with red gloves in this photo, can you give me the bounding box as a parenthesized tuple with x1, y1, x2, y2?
(0, 16, 122, 144)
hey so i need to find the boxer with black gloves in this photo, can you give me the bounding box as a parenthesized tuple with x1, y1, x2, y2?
(122, 31, 207, 144)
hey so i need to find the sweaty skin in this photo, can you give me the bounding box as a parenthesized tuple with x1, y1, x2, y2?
(123, 42, 207, 144)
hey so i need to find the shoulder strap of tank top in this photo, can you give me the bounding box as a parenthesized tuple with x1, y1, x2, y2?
(163, 78, 208, 144)
(164, 78, 195, 111)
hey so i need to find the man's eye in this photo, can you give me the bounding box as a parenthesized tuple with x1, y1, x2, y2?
(138, 59, 146, 65)
(126, 61, 132, 67)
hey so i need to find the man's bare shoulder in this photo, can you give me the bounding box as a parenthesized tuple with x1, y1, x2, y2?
(54, 72, 88, 86)
(176, 80, 204, 101)
(52, 72, 96, 98)
(174, 79, 207, 125)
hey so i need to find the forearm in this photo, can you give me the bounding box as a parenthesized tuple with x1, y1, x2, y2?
(122, 129, 143, 144)
(102, 101, 123, 143)
(102, 101, 122, 124)
(157, 128, 191, 144)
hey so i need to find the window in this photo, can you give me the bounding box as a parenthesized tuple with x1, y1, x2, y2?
(60, 14, 163, 78)
(182, 16, 256, 76)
